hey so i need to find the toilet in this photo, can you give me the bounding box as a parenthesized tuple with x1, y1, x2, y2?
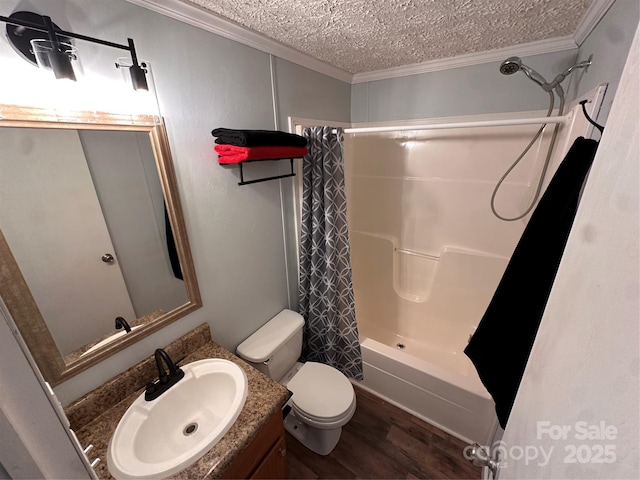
(236, 309, 356, 455)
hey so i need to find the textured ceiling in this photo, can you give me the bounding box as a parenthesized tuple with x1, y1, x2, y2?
(183, 0, 593, 74)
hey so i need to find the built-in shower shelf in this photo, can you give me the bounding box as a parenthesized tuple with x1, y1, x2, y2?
(394, 247, 440, 261)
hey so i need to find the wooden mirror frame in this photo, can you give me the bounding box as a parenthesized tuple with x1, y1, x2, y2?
(0, 105, 201, 385)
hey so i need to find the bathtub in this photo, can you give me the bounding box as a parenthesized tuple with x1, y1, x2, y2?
(356, 335, 498, 445)
(350, 232, 507, 445)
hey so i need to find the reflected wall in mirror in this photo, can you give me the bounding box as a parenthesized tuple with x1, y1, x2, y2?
(0, 105, 201, 385)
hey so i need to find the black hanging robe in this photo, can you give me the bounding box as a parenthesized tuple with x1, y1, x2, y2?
(464, 137, 599, 428)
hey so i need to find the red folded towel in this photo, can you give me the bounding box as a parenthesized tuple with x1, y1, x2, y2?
(215, 145, 308, 164)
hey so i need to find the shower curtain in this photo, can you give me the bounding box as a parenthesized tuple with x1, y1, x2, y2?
(298, 126, 363, 380)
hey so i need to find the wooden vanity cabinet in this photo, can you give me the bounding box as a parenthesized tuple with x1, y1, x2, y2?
(221, 410, 287, 479)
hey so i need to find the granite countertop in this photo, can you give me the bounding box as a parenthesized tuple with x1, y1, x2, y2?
(65, 324, 290, 479)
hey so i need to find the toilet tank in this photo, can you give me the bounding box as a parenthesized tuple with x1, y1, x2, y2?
(236, 309, 304, 381)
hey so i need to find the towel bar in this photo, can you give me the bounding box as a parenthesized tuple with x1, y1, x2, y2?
(238, 157, 296, 186)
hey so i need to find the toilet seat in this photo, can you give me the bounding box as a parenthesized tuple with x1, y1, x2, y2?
(292, 397, 357, 429)
(287, 362, 355, 426)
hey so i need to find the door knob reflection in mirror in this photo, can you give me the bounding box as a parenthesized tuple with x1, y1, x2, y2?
(102, 253, 115, 263)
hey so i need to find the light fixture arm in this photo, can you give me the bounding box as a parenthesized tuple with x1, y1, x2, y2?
(43, 16, 59, 48)
(128, 38, 140, 65)
(0, 13, 132, 54)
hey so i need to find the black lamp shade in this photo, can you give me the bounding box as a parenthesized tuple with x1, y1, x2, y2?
(49, 48, 76, 81)
(129, 63, 148, 91)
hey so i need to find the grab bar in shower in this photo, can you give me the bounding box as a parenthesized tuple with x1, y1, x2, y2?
(394, 248, 439, 261)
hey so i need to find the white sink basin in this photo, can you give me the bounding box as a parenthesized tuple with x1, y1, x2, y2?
(107, 358, 247, 479)
(82, 325, 143, 356)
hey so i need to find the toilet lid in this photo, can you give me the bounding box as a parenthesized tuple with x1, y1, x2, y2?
(287, 362, 355, 420)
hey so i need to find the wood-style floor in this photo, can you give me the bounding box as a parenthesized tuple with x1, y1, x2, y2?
(286, 387, 482, 480)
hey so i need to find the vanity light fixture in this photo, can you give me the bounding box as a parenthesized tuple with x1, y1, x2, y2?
(1, 11, 149, 91)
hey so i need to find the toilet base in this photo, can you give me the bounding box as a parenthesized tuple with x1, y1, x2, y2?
(284, 410, 342, 456)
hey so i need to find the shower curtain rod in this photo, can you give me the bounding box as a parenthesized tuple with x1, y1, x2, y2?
(334, 114, 569, 134)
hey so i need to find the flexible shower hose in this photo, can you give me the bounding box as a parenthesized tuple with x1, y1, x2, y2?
(490, 91, 565, 221)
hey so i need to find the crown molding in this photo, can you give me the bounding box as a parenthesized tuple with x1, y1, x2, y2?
(573, 0, 616, 46)
(351, 36, 578, 84)
(124, 0, 353, 83)
(127, 0, 613, 86)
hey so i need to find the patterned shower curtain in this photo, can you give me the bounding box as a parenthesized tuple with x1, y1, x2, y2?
(299, 126, 363, 380)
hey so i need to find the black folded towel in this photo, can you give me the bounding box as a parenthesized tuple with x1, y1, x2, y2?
(211, 128, 308, 148)
(464, 136, 599, 429)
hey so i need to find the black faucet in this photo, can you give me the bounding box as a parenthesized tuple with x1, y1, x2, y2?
(115, 316, 132, 333)
(144, 349, 185, 401)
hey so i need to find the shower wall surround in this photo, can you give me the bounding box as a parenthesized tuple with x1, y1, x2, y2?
(344, 122, 558, 443)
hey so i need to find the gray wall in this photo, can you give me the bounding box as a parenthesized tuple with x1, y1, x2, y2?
(272, 57, 352, 308)
(568, 0, 640, 123)
(351, 0, 639, 123)
(351, 50, 580, 122)
(0, 0, 349, 404)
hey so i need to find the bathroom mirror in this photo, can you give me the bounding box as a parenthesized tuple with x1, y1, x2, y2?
(0, 104, 201, 385)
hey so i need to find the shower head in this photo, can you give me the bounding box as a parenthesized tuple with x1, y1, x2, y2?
(500, 55, 593, 96)
(499, 56, 548, 89)
(499, 57, 522, 75)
